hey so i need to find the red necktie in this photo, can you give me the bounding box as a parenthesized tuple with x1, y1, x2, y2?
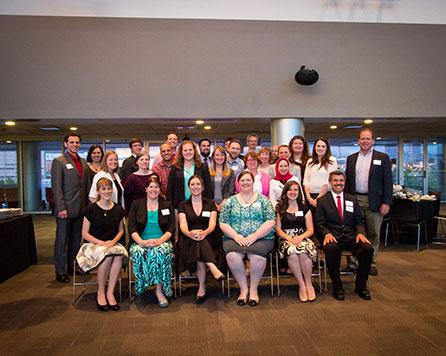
(337, 195, 343, 222)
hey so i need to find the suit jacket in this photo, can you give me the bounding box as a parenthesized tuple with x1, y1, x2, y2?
(128, 198, 175, 239)
(51, 153, 88, 218)
(315, 192, 366, 243)
(345, 150, 393, 212)
(119, 155, 137, 184)
(166, 164, 213, 209)
(210, 170, 235, 200)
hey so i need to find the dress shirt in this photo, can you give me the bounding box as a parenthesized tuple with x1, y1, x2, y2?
(355, 149, 373, 194)
(67, 152, 83, 178)
(331, 191, 344, 218)
(228, 157, 244, 175)
(200, 154, 211, 167)
(152, 160, 173, 194)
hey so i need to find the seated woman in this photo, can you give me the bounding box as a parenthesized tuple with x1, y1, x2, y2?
(128, 176, 175, 308)
(276, 180, 317, 303)
(219, 171, 276, 306)
(77, 177, 128, 312)
(269, 157, 301, 208)
(177, 175, 226, 303)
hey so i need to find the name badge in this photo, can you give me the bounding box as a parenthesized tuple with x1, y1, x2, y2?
(345, 206, 354, 213)
(373, 159, 382, 166)
(202, 211, 211, 217)
(345, 200, 353, 207)
(66, 163, 73, 169)
(295, 211, 304, 217)
(252, 202, 261, 208)
(161, 209, 170, 216)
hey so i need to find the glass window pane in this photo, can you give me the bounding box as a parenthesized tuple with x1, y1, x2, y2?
(428, 138, 446, 201)
(0, 141, 18, 208)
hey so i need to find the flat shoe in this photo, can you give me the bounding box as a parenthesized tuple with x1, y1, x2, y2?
(158, 298, 169, 308)
(369, 266, 378, 276)
(355, 289, 371, 300)
(96, 295, 109, 312)
(195, 293, 206, 303)
(333, 289, 345, 301)
(248, 299, 259, 307)
(236, 298, 247, 306)
(108, 303, 120, 311)
(56, 274, 70, 283)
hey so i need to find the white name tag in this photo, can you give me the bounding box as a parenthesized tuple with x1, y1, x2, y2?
(295, 211, 304, 217)
(252, 202, 261, 208)
(161, 209, 170, 216)
(66, 163, 73, 169)
(345, 200, 353, 207)
(346, 206, 354, 213)
(373, 159, 382, 166)
(202, 211, 211, 217)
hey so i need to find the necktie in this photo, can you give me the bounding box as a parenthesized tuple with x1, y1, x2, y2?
(337, 195, 343, 222)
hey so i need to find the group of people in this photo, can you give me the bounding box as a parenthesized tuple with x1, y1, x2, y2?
(51, 128, 393, 310)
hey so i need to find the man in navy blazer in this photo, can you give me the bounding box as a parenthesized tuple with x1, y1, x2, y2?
(316, 171, 373, 300)
(51, 133, 89, 282)
(344, 128, 393, 276)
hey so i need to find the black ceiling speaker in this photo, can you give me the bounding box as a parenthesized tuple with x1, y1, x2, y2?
(295, 65, 319, 86)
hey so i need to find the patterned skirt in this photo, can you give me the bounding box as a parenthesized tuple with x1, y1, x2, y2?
(278, 228, 317, 262)
(130, 241, 173, 296)
(76, 243, 129, 272)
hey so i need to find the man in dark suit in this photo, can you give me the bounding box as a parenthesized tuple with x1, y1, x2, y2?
(344, 128, 393, 276)
(51, 133, 89, 282)
(119, 137, 143, 184)
(316, 170, 373, 300)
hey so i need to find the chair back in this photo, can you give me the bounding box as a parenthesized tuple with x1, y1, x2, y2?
(389, 198, 419, 223)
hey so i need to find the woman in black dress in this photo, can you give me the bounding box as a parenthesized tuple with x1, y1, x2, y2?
(177, 175, 225, 302)
(77, 177, 128, 311)
(275, 180, 317, 303)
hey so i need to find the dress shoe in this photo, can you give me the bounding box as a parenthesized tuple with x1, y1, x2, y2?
(195, 293, 206, 303)
(333, 289, 345, 301)
(56, 274, 70, 283)
(214, 273, 225, 282)
(158, 298, 169, 308)
(355, 289, 371, 300)
(105, 295, 120, 311)
(307, 288, 317, 303)
(96, 295, 109, 312)
(248, 298, 259, 307)
(369, 266, 378, 276)
(165, 288, 173, 298)
(341, 266, 356, 274)
(236, 298, 247, 306)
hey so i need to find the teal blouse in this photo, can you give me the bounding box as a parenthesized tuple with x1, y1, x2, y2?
(140, 210, 164, 240)
(183, 163, 195, 200)
(219, 194, 276, 240)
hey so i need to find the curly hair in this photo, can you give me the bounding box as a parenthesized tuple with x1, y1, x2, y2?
(275, 180, 306, 219)
(174, 140, 202, 169)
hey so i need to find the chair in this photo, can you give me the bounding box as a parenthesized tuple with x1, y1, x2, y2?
(128, 257, 177, 303)
(275, 251, 323, 297)
(389, 198, 428, 252)
(226, 252, 274, 298)
(323, 251, 364, 293)
(72, 260, 122, 306)
(178, 270, 224, 297)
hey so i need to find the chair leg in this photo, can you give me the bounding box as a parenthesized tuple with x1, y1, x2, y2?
(275, 253, 281, 297)
(269, 253, 274, 298)
(227, 270, 231, 299)
(424, 221, 428, 250)
(417, 225, 421, 252)
(384, 222, 389, 247)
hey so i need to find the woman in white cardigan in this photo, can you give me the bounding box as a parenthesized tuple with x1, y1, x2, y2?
(269, 158, 301, 209)
(89, 151, 124, 208)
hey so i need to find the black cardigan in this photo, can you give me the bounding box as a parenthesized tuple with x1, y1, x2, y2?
(128, 198, 175, 239)
(166, 164, 213, 209)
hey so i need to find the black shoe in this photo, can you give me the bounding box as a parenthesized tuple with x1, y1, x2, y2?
(106, 295, 120, 311)
(236, 298, 247, 306)
(214, 273, 225, 282)
(369, 266, 378, 276)
(96, 295, 109, 312)
(355, 289, 371, 300)
(195, 293, 206, 304)
(56, 274, 70, 283)
(333, 289, 345, 301)
(248, 299, 259, 307)
(341, 266, 356, 274)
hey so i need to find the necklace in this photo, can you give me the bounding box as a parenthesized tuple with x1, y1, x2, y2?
(240, 193, 254, 204)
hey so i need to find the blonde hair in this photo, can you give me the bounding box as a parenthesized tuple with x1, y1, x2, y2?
(96, 177, 112, 201)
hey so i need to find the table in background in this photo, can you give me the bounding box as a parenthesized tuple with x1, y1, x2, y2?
(0, 214, 37, 284)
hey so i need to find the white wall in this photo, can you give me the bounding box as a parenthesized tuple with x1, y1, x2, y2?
(1, 0, 446, 25)
(0, 16, 445, 120)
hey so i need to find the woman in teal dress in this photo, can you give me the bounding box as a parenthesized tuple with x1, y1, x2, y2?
(219, 171, 276, 307)
(128, 176, 175, 308)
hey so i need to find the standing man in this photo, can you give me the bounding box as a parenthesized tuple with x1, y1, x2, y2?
(344, 128, 393, 276)
(199, 138, 212, 166)
(227, 140, 245, 176)
(51, 133, 89, 282)
(152, 143, 175, 195)
(244, 133, 259, 153)
(271, 145, 279, 163)
(316, 171, 373, 300)
(223, 137, 234, 153)
(119, 137, 143, 184)
(152, 132, 179, 167)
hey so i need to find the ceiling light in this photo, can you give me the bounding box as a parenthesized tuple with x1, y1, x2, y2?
(330, 125, 337, 129)
(70, 127, 78, 131)
(376, 137, 382, 140)
(40, 127, 61, 131)
(196, 120, 204, 125)
(6, 140, 12, 144)
(5, 121, 15, 126)
(364, 119, 373, 124)
(344, 125, 362, 129)
(433, 142, 437, 145)
(354, 143, 358, 146)
(204, 125, 211, 130)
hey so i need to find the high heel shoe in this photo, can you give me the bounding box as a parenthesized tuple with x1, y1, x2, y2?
(96, 294, 109, 312)
(214, 273, 225, 282)
(106, 295, 120, 311)
(236, 298, 247, 306)
(195, 293, 206, 303)
(307, 287, 316, 303)
(248, 298, 259, 307)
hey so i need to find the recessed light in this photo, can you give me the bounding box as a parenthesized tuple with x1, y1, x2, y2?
(376, 137, 382, 140)
(105, 139, 110, 142)
(204, 125, 211, 130)
(5, 121, 15, 126)
(70, 127, 78, 131)
(354, 143, 358, 146)
(196, 120, 204, 125)
(6, 140, 12, 144)
(433, 142, 437, 145)
(364, 119, 373, 124)
(330, 125, 337, 129)
(40, 127, 61, 131)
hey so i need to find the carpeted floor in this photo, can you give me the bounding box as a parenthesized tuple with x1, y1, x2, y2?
(0, 215, 445, 356)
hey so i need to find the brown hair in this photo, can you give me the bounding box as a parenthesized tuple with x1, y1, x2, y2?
(359, 127, 375, 139)
(188, 174, 205, 187)
(96, 177, 112, 201)
(209, 146, 231, 177)
(145, 175, 166, 200)
(243, 151, 261, 169)
(129, 137, 142, 149)
(101, 151, 119, 173)
(237, 170, 255, 183)
(275, 180, 305, 219)
(289, 135, 310, 165)
(175, 140, 202, 169)
(135, 151, 150, 168)
(258, 147, 272, 164)
(309, 137, 334, 170)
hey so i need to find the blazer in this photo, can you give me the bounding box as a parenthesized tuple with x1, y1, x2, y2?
(51, 153, 89, 218)
(344, 150, 393, 212)
(166, 164, 213, 209)
(119, 155, 137, 184)
(315, 192, 366, 243)
(128, 198, 175, 239)
(210, 170, 235, 200)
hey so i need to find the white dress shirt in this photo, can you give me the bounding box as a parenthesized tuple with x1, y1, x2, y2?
(355, 148, 373, 194)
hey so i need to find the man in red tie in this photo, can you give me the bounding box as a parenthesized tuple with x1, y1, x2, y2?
(315, 170, 373, 301)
